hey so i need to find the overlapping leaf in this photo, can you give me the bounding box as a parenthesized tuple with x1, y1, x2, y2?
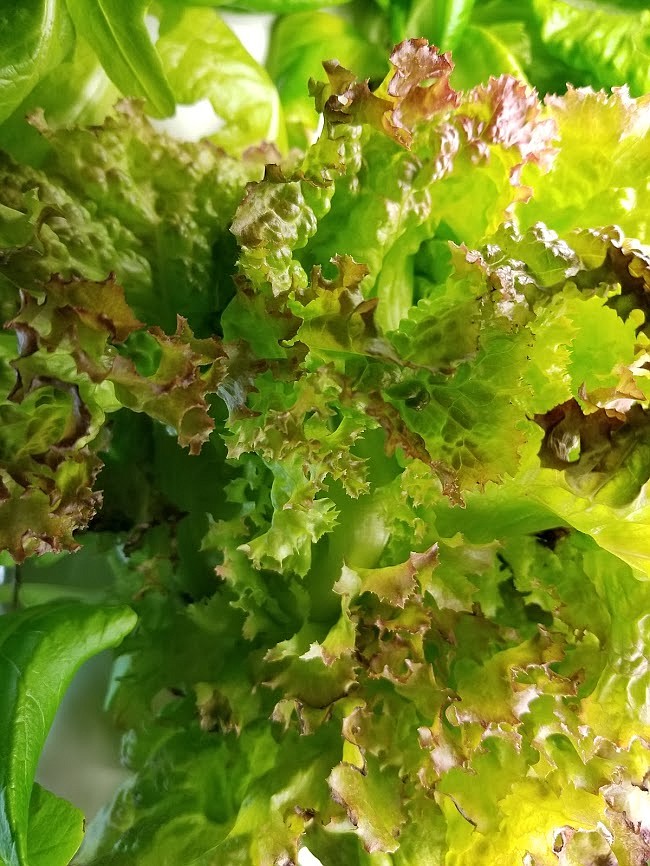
(0, 103, 261, 331)
(4, 33, 650, 866)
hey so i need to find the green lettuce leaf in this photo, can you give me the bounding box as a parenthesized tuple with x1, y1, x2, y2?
(267, 11, 387, 149)
(405, 0, 477, 50)
(519, 87, 650, 238)
(193, 56, 650, 862)
(0, 310, 105, 560)
(0, 602, 136, 866)
(7, 32, 650, 866)
(533, 0, 650, 96)
(0, 36, 118, 168)
(328, 758, 404, 854)
(64, 0, 174, 117)
(0, 267, 231, 561)
(227, 51, 557, 518)
(9, 275, 228, 452)
(0, 103, 260, 331)
(26, 784, 86, 866)
(156, 7, 286, 154)
(449, 23, 529, 89)
(433, 220, 650, 573)
(0, 0, 74, 124)
(217, 0, 352, 10)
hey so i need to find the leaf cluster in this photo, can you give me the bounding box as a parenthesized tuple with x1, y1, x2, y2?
(2, 5, 650, 866)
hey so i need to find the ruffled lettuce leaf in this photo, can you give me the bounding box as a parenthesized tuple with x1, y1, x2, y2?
(265, 0, 541, 148)
(6, 35, 650, 866)
(206, 47, 650, 863)
(85, 508, 650, 865)
(226, 45, 556, 527)
(0, 103, 260, 330)
(440, 220, 650, 574)
(266, 11, 387, 149)
(234, 45, 555, 313)
(267, 0, 650, 148)
(0, 106, 263, 560)
(0, 272, 228, 561)
(518, 87, 650, 238)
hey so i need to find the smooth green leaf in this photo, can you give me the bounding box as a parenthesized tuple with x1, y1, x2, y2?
(156, 7, 286, 154)
(64, 0, 175, 116)
(26, 785, 84, 866)
(0, 583, 104, 607)
(471, 0, 583, 94)
(0, 602, 137, 866)
(406, 0, 476, 50)
(450, 23, 528, 89)
(218, 0, 351, 10)
(0, 0, 74, 124)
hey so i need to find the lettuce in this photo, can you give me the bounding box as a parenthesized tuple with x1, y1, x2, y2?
(267, 0, 650, 146)
(3, 26, 650, 866)
(0, 105, 263, 561)
(0, 3, 285, 167)
(156, 6, 286, 154)
(0, 1, 75, 125)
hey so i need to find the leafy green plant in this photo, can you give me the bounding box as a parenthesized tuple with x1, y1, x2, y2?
(2, 3, 650, 865)
(269, 0, 650, 144)
(0, 603, 136, 866)
(3, 1, 650, 157)
(0, 1, 283, 162)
